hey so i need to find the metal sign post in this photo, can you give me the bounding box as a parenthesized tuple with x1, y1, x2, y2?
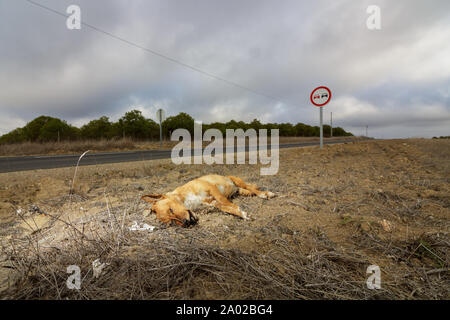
(310, 86, 332, 148)
(156, 108, 165, 148)
(330, 112, 333, 137)
(320, 107, 323, 148)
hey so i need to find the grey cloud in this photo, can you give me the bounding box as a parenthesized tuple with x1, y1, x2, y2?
(0, 0, 449, 138)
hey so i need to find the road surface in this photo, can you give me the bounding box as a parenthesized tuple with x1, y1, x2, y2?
(0, 139, 358, 173)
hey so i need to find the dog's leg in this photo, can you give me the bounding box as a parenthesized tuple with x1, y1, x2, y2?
(227, 176, 275, 199)
(238, 188, 253, 196)
(208, 186, 249, 220)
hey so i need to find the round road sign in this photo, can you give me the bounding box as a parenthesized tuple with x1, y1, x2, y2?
(310, 86, 332, 107)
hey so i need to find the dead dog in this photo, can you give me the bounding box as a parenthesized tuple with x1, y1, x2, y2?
(142, 174, 275, 227)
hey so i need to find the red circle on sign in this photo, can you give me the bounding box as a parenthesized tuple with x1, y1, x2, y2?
(310, 86, 332, 107)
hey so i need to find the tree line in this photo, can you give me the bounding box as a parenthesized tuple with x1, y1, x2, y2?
(0, 110, 352, 144)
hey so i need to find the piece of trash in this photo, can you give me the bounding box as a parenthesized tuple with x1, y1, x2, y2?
(129, 221, 155, 232)
(92, 259, 109, 279)
(380, 219, 393, 232)
(16, 208, 23, 215)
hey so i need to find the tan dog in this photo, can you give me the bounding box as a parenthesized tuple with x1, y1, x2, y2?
(141, 174, 275, 227)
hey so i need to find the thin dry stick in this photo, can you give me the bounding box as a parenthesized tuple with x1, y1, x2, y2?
(70, 150, 90, 199)
(103, 190, 116, 235)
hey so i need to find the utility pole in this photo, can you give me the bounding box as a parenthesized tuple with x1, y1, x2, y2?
(159, 122, 162, 147)
(366, 125, 368, 137)
(330, 112, 333, 137)
(156, 109, 165, 148)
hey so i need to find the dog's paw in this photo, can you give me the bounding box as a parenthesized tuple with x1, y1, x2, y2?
(257, 191, 275, 199)
(240, 210, 249, 220)
(266, 191, 275, 199)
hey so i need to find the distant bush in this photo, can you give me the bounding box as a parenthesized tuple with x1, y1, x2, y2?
(38, 118, 79, 142)
(0, 116, 80, 144)
(80, 116, 114, 140)
(118, 110, 160, 140)
(163, 112, 195, 137)
(0, 110, 353, 145)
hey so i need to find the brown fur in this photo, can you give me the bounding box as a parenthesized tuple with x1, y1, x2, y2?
(141, 174, 275, 227)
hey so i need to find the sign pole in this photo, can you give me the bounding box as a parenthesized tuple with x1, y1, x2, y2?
(159, 117, 162, 148)
(156, 108, 165, 148)
(330, 112, 333, 137)
(320, 107, 323, 148)
(310, 86, 331, 150)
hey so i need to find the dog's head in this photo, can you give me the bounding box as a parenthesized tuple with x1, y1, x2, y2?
(141, 194, 198, 227)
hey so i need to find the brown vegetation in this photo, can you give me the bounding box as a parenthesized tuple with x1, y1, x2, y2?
(0, 139, 448, 299)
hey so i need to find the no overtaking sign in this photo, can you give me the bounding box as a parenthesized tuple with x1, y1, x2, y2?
(310, 86, 331, 107)
(310, 86, 332, 148)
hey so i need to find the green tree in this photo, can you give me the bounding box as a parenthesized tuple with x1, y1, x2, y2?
(0, 127, 27, 144)
(246, 119, 260, 131)
(23, 116, 54, 141)
(294, 123, 307, 136)
(204, 122, 226, 135)
(38, 118, 79, 142)
(333, 127, 352, 136)
(0, 111, 355, 145)
(108, 121, 123, 139)
(81, 116, 113, 139)
(278, 123, 296, 136)
(323, 125, 331, 137)
(118, 110, 159, 140)
(162, 112, 195, 138)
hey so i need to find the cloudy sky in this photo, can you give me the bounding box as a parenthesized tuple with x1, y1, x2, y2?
(1, 0, 449, 138)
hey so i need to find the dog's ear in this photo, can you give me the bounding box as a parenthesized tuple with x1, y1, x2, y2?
(141, 194, 166, 204)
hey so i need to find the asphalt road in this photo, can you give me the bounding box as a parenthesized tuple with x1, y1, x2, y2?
(0, 139, 357, 173)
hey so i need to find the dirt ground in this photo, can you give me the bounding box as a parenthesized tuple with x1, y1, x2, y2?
(0, 139, 448, 299)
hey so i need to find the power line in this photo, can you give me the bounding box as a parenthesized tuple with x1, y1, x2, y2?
(24, 0, 289, 105)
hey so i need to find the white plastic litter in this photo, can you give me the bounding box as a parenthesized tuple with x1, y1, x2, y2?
(92, 259, 109, 279)
(129, 221, 155, 232)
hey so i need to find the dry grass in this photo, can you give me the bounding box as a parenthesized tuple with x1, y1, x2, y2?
(0, 139, 138, 157)
(2, 210, 447, 300)
(0, 138, 448, 299)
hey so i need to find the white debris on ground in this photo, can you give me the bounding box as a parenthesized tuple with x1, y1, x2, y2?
(380, 219, 394, 232)
(129, 221, 155, 232)
(92, 259, 109, 279)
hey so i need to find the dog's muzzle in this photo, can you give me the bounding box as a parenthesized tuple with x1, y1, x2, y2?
(182, 210, 198, 227)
